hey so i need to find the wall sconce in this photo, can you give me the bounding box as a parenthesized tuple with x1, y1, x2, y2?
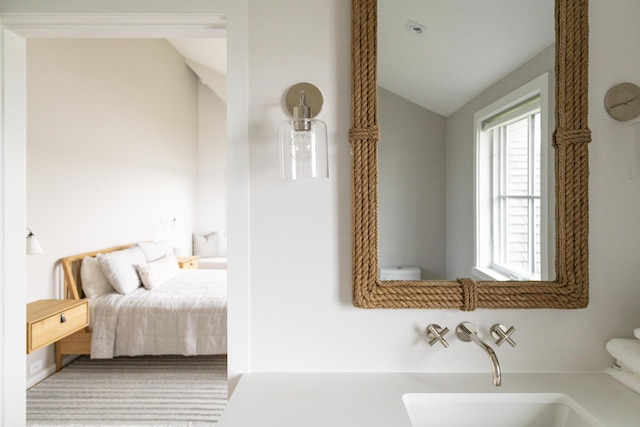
(604, 82, 640, 179)
(26, 227, 43, 255)
(160, 216, 177, 230)
(278, 82, 328, 179)
(604, 82, 640, 121)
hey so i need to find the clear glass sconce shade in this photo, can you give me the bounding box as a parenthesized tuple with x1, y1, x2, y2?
(278, 118, 328, 179)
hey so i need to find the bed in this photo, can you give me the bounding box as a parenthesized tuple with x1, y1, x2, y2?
(55, 242, 227, 370)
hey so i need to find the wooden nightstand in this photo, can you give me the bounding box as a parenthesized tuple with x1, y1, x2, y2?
(26, 299, 89, 354)
(176, 255, 199, 269)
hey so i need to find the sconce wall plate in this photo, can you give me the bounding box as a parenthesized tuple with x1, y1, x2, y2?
(284, 82, 323, 118)
(604, 82, 640, 121)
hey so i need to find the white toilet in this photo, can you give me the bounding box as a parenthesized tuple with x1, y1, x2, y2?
(379, 266, 421, 281)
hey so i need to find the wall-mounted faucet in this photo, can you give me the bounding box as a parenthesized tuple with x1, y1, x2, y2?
(456, 322, 502, 386)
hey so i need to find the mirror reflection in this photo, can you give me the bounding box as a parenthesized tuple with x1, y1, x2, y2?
(377, 0, 555, 281)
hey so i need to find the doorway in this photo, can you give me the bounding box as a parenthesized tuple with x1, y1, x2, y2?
(1, 12, 249, 425)
(26, 34, 227, 382)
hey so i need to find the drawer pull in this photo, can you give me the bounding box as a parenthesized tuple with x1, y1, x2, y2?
(60, 313, 66, 323)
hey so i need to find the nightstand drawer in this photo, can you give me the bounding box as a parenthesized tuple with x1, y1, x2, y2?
(27, 300, 89, 353)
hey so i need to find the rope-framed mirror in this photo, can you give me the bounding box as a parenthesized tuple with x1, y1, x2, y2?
(350, 0, 590, 310)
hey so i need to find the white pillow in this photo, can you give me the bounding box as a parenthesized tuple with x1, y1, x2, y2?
(137, 240, 174, 262)
(193, 232, 217, 257)
(80, 256, 115, 298)
(97, 247, 146, 295)
(135, 253, 180, 290)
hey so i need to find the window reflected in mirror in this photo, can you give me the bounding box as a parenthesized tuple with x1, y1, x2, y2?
(473, 73, 553, 281)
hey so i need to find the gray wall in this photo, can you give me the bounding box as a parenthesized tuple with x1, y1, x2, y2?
(378, 87, 446, 279)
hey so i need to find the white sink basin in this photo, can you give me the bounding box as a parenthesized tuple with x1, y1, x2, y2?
(402, 393, 604, 427)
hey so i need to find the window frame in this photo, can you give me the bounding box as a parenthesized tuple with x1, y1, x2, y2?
(472, 73, 553, 282)
(491, 104, 541, 279)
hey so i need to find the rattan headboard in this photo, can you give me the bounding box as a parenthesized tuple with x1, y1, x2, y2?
(61, 243, 136, 300)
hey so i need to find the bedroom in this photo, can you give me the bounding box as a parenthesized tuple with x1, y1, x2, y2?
(25, 37, 228, 387)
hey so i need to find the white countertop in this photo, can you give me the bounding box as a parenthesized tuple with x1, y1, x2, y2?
(217, 372, 640, 426)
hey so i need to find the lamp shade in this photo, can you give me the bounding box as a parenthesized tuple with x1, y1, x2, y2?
(278, 89, 328, 179)
(278, 118, 328, 179)
(26, 228, 43, 255)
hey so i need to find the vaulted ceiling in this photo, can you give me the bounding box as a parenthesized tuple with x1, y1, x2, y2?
(378, 0, 554, 116)
(168, 37, 227, 102)
(166, 2, 554, 116)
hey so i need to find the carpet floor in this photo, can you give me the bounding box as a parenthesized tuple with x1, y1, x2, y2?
(27, 355, 228, 427)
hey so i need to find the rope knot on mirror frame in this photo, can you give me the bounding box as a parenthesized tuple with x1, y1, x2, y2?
(458, 277, 478, 312)
(553, 128, 592, 147)
(349, 126, 380, 142)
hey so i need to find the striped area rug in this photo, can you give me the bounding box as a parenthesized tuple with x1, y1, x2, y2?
(27, 355, 227, 427)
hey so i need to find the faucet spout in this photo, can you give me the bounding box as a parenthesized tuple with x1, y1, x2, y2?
(456, 322, 502, 386)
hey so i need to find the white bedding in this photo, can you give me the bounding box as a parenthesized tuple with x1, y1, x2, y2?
(89, 269, 227, 358)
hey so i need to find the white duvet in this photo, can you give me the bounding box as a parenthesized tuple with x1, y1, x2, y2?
(89, 269, 227, 359)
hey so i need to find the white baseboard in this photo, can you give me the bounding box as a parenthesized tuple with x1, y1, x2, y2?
(27, 364, 55, 389)
(26, 354, 82, 389)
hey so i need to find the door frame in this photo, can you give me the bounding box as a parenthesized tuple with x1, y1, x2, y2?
(0, 9, 250, 425)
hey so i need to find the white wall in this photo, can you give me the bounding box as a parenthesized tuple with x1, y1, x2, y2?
(26, 38, 199, 382)
(378, 87, 446, 279)
(247, 0, 640, 375)
(197, 84, 227, 256)
(589, 0, 640, 341)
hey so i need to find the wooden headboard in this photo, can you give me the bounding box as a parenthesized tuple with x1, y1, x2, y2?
(61, 243, 136, 300)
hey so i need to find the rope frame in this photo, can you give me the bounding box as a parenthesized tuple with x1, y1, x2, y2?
(351, 0, 590, 310)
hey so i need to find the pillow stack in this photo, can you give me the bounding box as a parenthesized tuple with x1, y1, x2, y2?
(80, 240, 180, 298)
(137, 240, 174, 263)
(80, 256, 115, 299)
(605, 329, 640, 394)
(135, 240, 180, 289)
(97, 247, 147, 294)
(135, 252, 180, 290)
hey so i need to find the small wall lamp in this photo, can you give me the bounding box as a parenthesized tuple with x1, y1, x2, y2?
(278, 82, 328, 179)
(160, 216, 177, 230)
(604, 82, 640, 121)
(26, 227, 43, 255)
(604, 82, 640, 179)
